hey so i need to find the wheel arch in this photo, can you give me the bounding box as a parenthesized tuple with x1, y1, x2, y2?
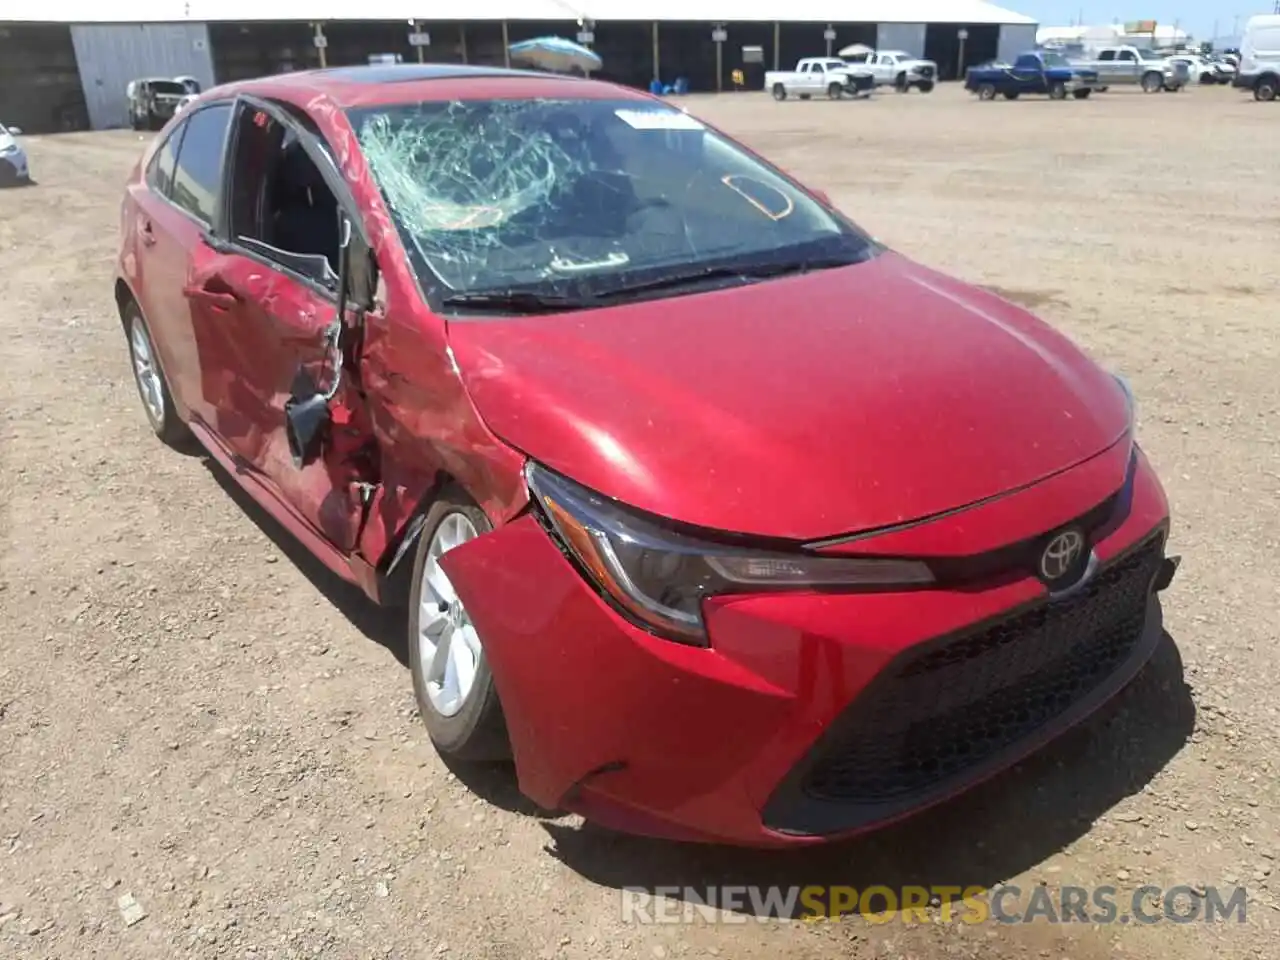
(114, 277, 139, 330)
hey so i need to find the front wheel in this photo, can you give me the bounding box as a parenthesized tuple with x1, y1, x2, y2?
(895, 73, 908, 92)
(771, 83, 787, 101)
(827, 82, 843, 99)
(1072, 88, 1092, 99)
(1255, 76, 1279, 101)
(1048, 82, 1067, 100)
(1003, 90, 1020, 100)
(977, 83, 997, 101)
(916, 80, 935, 93)
(1141, 71, 1164, 93)
(408, 492, 511, 762)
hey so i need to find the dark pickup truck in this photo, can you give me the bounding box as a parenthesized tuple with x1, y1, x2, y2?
(965, 50, 1102, 100)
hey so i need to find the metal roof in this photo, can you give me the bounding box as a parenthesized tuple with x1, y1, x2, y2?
(5, 0, 1036, 25)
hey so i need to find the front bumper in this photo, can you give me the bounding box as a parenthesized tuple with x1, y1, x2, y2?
(441, 446, 1174, 847)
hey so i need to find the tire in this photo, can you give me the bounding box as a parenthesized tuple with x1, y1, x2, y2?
(917, 80, 935, 93)
(771, 83, 787, 101)
(1048, 81, 1067, 100)
(124, 303, 190, 447)
(977, 83, 997, 101)
(407, 490, 511, 762)
(1255, 76, 1279, 101)
(827, 82, 843, 99)
(129, 112, 143, 131)
(1003, 90, 1020, 100)
(1072, 88, 1092, 99)
(895, 72, 908, 92)
(1200, 72, 1215, 85)
(1141, 71, 1163, 93)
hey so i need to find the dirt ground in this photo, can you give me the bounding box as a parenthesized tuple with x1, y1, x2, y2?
(1, 82, 1278, 960)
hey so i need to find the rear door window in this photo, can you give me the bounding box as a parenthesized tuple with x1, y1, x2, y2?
(170, 102, 232, 225)
(146, 123, 184, 198)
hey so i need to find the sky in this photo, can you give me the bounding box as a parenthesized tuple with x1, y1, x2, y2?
(1008, 2, 1271, 40)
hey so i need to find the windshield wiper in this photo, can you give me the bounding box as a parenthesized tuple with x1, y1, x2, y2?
(589, 255, 863, 301)
(441, 290, 595, 314)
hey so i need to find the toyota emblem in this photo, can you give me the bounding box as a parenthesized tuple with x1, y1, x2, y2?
(1039, 529, 1085, 582)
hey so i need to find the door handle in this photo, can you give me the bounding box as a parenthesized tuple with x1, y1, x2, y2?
(139, 219, 156, 247)
(182, 283, 240, 310)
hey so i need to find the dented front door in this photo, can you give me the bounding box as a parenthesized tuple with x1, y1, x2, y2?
(185, 249, 369, 552)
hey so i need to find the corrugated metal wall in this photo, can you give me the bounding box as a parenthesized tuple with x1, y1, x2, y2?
(70, 23, 216, 130)
(877, 22, 927, 58)
(997, 23, 1038, 63)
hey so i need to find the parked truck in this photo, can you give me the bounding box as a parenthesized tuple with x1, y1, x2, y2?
(964, 51, 1102, 100)
(766, 58, 876, 100)
(841, 49, 937, 92)
(1078, 45, 1189, 93)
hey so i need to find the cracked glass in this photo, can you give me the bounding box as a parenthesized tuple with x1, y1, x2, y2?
(347, 98, 873, 300)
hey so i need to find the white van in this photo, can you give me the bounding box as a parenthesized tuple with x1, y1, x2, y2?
(1236, 14, 1280, 100)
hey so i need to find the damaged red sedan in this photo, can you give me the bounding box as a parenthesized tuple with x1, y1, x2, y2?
(116, 64, 1178, 847)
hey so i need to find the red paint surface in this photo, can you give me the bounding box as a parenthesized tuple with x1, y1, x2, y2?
(442, 449, 1169, 846)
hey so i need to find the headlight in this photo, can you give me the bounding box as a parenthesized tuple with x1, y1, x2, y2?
(526, 462, 934, 645)
(0, 144, 16, 156)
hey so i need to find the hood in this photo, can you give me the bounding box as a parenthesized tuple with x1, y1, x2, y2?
(448, 251, 1130, 542)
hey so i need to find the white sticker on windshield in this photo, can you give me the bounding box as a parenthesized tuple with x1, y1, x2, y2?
(614, 108, 705, 130)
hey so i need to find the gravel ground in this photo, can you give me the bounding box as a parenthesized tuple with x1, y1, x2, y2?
(1, 83, 1277, 960)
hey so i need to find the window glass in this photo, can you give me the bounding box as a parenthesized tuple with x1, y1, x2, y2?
(171, 102, 232, 224)
(226, 105, 342, 279)
(146, 123, 183, 197)
(349, 98, 874, 299)
(1098, 50, 1116, 61)
(1118, 50, 1136, 61)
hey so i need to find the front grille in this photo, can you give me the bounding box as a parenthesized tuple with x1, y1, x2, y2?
(917, 65, 936, 78)
(801, 534, 1164, 805)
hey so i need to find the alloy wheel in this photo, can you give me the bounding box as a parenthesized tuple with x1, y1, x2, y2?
(130, 318, 165, 427)
(416, 513, 482, 718)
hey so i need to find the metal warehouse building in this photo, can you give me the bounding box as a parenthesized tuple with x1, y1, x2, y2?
(1, 0, 1037, 132)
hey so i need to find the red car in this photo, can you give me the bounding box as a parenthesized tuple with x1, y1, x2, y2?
(116, 64, 1179, 848)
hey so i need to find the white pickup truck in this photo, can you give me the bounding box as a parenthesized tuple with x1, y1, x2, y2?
(766, 58, 876, 100)
(1079, 45, 1190, 92)
(843, 49, 938, 92)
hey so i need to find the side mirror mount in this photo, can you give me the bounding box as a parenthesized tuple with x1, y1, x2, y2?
(284, 216, 353, 469)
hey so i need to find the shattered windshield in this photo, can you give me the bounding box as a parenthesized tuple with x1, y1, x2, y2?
(348, 98, 873, 301)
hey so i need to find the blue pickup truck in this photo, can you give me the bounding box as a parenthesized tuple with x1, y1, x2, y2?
(964, 50, 1102, 100)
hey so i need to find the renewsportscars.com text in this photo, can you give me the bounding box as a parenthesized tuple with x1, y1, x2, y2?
(620, 884, 1249, 925)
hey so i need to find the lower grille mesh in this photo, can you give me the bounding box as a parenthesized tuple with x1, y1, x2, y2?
(803, 536, 1164, 804)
